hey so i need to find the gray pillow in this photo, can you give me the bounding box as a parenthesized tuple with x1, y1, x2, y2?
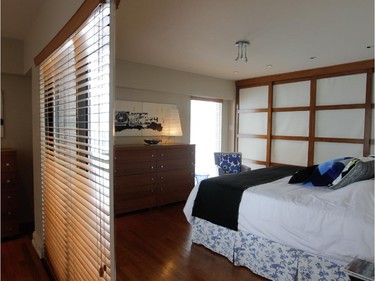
(329, 160, 374, 190)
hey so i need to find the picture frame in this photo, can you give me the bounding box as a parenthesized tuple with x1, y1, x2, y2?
(114, 100, 177, 137)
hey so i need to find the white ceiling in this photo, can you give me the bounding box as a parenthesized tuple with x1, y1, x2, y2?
(2, 0, 374, 80)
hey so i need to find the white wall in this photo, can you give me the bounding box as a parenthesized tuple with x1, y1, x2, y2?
(23, 0, 84, 73)
(1, 37, 34, 228)
(1, 38, 24, 75)
(1, 73, 34, 225)
(115, 60, 236, 149)
(116, 60, 235, 99)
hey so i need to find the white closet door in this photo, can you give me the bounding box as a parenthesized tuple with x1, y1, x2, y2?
(271, 140, 308, 166)
(272, 111, 309, 136)
(239, 86, 268, 109)
(239, 138, 267, 169)
(316, 73, 366, 105)
(238, 86, 268, 169)
(314, 73, 367, 162)
(315, 109, 365, 139)
(271, 81, 310, 165)
(314, 143, 363, 164)
(273, 81, 310, 107)
(239, 112, 267, 135)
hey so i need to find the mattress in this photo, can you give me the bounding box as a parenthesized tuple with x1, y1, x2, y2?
(184, 176, 374, 265)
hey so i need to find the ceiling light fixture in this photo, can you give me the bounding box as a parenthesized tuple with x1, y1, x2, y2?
(235, 40, 249, 62)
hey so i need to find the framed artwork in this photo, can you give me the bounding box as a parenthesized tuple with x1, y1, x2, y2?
(114, 100, 177, 137)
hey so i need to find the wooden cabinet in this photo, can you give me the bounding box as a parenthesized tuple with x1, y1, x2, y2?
(114, 144, 195, 214)
(1, 148, 19, 238)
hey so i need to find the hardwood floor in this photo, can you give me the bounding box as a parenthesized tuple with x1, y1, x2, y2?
(115, 202, 268, 281)
(1, 203, 268, 281)
(1, 235, 51, 281)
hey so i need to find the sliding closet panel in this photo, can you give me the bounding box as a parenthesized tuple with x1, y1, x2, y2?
(239, 138, 266, 168)
(314, 142, 363, 164)
(271, 140, 308, 166)
(238, 86, 268, 168)
(236, 60, 373, 167)
(245, 162, 266, 170)
(272, 112, 309, 136)
(316, 74, 366, 105)
(239, 86, 268, 109)
(239, 112, 267, 135)
(314, 73, 367, 161)
(315, 109, 365, 139)
(271, 81, 310, 165)
(273, 81, 310, 107)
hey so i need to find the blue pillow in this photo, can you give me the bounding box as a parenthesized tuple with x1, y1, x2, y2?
(219, 153, 241, 174)
(304, 157, 354, 186)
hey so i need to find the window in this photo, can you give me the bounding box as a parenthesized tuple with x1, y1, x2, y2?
(38, 2, 112, 280)
(190, 98, 222, 176)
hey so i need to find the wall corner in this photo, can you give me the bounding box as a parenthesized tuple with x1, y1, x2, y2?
(31, 231, 44, 259)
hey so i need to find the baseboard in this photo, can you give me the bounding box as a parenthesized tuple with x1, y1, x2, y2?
(31, 231, 44, 259)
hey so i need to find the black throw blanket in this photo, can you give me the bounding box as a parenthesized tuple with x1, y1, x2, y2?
(191, 166, 301, 231)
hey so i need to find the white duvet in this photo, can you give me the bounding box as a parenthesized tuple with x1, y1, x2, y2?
(183, 176, 374, 264)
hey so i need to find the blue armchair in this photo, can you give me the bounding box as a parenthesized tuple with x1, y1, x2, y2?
(214, 152, 251, 175)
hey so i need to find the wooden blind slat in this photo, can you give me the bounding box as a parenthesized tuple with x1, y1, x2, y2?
(34, 0, 106, 66)
(39, 2, 112, 280)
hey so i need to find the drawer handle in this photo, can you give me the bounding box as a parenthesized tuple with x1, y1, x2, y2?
(6, 179, 11, 184)
(8, 211, 12, 215)
(6, 162, 10, 167)
(151, 166, 154, 170)
(7, 195, 12, 199)
(160, 153, 164, 157)
(160, 165, 164, 169)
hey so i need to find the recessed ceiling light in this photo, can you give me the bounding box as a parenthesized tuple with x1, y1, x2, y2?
(309, 56, 317, 60)
(266, 65, 272, 68)
(233, 71, 239, 74)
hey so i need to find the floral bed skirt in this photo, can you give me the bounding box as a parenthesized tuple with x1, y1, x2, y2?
(191, 217, 350, 281)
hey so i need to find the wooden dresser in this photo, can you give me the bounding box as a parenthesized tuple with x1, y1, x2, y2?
(1, 148, 19, 238)
(114, 144, 195, 214)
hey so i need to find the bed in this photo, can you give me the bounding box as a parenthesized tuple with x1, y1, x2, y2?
(183, 158, 374, 281)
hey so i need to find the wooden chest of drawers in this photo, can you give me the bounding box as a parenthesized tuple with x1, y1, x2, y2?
(1, 148, 19, 238)
(114, 144, 195, 214)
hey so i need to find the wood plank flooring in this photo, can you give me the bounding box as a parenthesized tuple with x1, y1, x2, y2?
(1, 235, 51, 281)
(115, 202, 268, 281)
(1, 202, 268, 281)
